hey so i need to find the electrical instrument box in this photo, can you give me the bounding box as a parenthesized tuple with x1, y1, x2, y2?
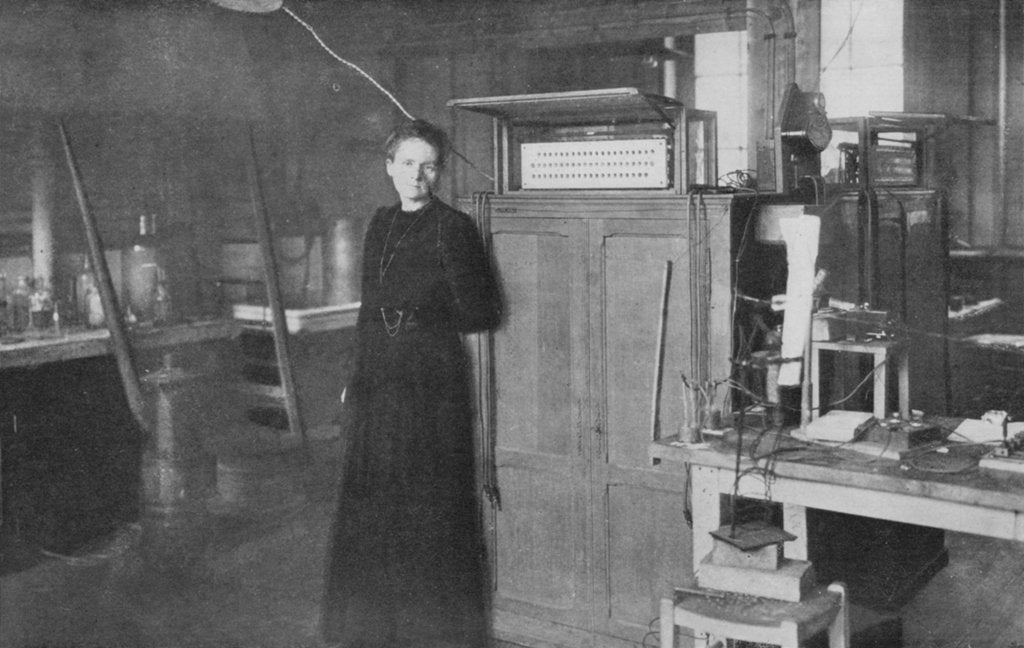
(825, 112, 964, 189)
(448, 87, 716, 194)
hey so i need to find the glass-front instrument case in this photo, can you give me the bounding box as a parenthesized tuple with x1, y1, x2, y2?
(448, 87, 716, 195)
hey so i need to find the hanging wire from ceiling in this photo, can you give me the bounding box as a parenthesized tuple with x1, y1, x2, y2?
(280, 6, 494, 181)
(280, 6, 415, 121)
(820, 0, 865, 75)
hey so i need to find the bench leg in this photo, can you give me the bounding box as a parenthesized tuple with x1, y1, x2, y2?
(659, 597, 675, 648)
(827, 582, 850, 648)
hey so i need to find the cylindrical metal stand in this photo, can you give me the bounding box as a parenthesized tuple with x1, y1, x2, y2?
(138, 354, 217, 568)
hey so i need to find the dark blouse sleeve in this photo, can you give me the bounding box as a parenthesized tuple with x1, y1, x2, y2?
(438, 209, 502, 333)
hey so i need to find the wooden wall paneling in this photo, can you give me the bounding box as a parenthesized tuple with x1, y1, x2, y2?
(359, 1, 747, 55)
(1001, 0, 1024, 247)
(965, 13, 1000, 247)
(793, 0, 822, 90)
(448, 51, 502, 197)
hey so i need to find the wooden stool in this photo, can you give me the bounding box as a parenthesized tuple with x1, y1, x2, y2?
(660, 583, 849, 648)
(811, 339, 909, 421)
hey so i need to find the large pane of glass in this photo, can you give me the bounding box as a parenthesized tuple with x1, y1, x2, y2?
(695, 30, 748, 180)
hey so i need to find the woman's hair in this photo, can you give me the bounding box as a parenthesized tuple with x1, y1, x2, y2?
(384, 119, 450, 168)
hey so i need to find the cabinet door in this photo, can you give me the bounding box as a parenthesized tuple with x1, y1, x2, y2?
(588, 205, 732, 641)
(486, 214, 593, 636)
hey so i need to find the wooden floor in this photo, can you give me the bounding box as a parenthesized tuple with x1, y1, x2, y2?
(2, 435, 1023, 648)
(901, 532, 1024, 647)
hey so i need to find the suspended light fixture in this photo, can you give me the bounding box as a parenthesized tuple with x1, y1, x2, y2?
(208, 0, 282, 12)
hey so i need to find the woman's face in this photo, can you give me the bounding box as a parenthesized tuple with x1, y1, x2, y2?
(385, 137, 441, 209)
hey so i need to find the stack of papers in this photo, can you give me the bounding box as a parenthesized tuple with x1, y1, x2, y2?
(802, 410, 876, 443)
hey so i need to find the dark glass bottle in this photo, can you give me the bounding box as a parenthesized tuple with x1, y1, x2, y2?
(10, 275, 31, 332)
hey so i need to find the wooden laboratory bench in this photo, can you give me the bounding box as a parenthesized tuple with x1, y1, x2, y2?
(651, 428, 1024, 610)
(0, 319, 241, 369)
(650, 429, 1024, 558)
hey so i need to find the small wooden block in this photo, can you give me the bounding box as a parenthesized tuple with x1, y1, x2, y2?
(709, 521, 795, 551)
(709, 537, 783, 570)
(697, 554, 816, 602)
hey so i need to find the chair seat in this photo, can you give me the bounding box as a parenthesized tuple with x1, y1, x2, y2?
(662, 583, 849, 648)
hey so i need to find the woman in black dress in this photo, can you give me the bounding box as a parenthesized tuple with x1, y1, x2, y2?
(321, 119, 501, 648)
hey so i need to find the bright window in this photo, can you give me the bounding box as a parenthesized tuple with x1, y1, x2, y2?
(695, 30, 749, 182)
(819, 0, 905, 176)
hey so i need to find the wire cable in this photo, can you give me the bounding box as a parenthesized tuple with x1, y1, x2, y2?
(281, 6, 414, 121)
(280, 5, 496, 183)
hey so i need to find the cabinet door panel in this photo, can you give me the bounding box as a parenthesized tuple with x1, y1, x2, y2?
(597, 222, 693, 467)
(487, 215, 591, 628)
(604, 479, 692, 634)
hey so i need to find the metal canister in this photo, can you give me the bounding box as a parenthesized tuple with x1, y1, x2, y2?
(139, 353, 217, 516)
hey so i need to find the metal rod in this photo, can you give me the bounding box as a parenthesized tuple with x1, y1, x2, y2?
(245, 125, 308, 451)
(651, 260, 673, 441)
(58, 120, 148, 434)
(800, 326, 813, 432)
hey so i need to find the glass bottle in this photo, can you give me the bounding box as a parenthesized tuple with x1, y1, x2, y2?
(0, 274, 7, 334)
(86, 282, 105, 328)
(123, 214, 159, 323)
(10, 275, 31, 332)
(29, 277, 54, 330)
(153, 269, 173, 325)
(75, 257, 94, 326)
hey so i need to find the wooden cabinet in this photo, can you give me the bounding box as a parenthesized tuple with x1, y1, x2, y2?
(471, 193, 739, 647)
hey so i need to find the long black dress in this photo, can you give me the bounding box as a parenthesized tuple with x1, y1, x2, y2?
(321, 198, 501, 648)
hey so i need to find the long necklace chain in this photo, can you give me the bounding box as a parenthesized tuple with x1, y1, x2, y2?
(378, 203, 428, 284)
(380, 307, 404, 337)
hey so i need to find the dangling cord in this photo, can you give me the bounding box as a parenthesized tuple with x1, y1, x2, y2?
(281, 6, 495, 184)
(474, 191, 501, 509)
(282, 6, 414, 120)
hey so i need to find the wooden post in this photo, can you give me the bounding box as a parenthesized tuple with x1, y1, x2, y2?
(59, 120, 148, 434)
(245, 125, 308, 451)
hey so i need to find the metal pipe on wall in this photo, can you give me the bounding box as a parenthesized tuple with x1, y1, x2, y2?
(30, 126, 54, 292)
(996, 0, 1008, 245)
(663, 36, 678, 99)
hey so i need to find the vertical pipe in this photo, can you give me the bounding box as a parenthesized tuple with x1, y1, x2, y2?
(996, 0, 1008, 245)
(663, 37, 678, 99)
(30, 126, 54, 292)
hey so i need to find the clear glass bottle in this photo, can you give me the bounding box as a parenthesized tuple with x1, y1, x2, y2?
(153, 269, 173, 325)
(123, 214, 160, 323)
(75, 257, 94, 326)
(29, 277, 54, 330)
(86, 282, 105, 328)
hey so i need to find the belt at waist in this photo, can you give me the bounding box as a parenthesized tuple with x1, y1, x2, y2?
(379, 306, 448, 336)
